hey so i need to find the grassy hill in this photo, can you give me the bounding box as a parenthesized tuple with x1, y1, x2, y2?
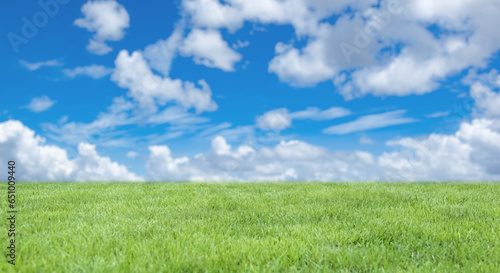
(1, 182, 499, 272)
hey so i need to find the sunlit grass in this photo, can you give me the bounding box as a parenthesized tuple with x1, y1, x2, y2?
(1, 182, 499, 272)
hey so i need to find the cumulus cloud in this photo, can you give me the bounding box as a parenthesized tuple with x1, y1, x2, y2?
(462, 69, 500, 88)
(269, 39, 336, 87)
(179, 0, 500, 99)
(42, 41, 220, 148)
(146, 116, 500, 182)
(44, 25, 221, 147)
(256, 108, 292, 131)
(142, 26, 244, 76)
(111, 50, 218, 113)
(456, 119, 500, 175)
(179, 29, 242, 71)
(470, 82, 500, 118)
(74, 0, 130, 55)
(7, 115, 499, 182)
(143, 28, 184, 77)
(5, 117, 499, 182)
(19, 59, 63, 71)
(12, 0, 500, 182)
(23, 95, 56, 113)
(380, 118, 500, 181)
(323, 110, 417, 135)
(7, 80, 500, 181)
(0, 120, 141, 181)
(63, 64, 113, 79)
(146, 121, 500, 181)
(147, 133, 376, 182)
(180, 0, 364, 34)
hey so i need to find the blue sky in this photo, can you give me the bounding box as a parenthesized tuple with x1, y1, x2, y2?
(1, 0, 500, 181)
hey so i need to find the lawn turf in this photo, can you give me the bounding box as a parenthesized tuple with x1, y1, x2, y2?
(1, 182, 499, 272)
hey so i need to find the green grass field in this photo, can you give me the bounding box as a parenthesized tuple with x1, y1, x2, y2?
(1, 183, 499, 272)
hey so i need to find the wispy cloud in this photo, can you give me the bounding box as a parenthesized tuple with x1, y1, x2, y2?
(199, 122, 233, 136)
(289, 107, 351, 121)
(426, 111, 449, 118)
(20, 59, 63, 71)
(359, 137, 376, 145)
(323, 110, 417, 135)
(41, 97, 210, 147)
(63, 65, 113, 79)
(257, 107, 351, 131)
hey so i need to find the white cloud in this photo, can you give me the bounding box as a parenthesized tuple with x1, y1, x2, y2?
(232, 40, 249, 50)
(146, 117, 500, 181)
(199, 122, 233, 136)
(126, 151, 140, 159)
(44, 30, 220, 147)
(212, 135, 233, 155)
(180, 0, 365, 35)
(317, 1, 500, 98)
(359, 136, 376, 144)
(323, 110, 417, 135)
(19, 59, 62, 71)
(179, 29, 242, 71)
(73, 143, 142, 181)
(463, 69, 500, 88)
(470, 82, 500, 118)
(23, 95, 56, 113)
(456, 119, 500, 175)
(5, 118, 499, 182)
(6, 116, 499, 182)
(256, 108, 292, 131)
(63, 64, 113, 79)
(42, 97, 207, 147)
(268, 38, 336, 87)
(147, 145, 199, 181)
(86, 39, 113, 55)
(289, 107, 351, 120)
(143, 28, 184, 77)
(0, 120, 141, 181)
(380, 133, 482, 181)
(214, 125, 256, 142)
(74, 0, 130, 55)
(379, 119, 500, 180)
(179, 0, 500, 99)
(273, 140, 325, 160)
(14, 0, 500, 182)
(145, 106, 209, 125)
(257, 106, 351, 131)
(8, 80, 500, 182)
(111, 50, 218, 113)
(143, 26, 242, 75)
(426, 111, 449, 118)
